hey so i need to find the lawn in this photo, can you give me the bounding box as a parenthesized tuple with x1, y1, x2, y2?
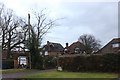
(26, 71, 118, 78)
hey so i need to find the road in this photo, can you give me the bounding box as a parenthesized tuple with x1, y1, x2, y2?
(2, 69, 55, 79)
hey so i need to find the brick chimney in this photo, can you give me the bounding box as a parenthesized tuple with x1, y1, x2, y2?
(64, 43, 69, 54)
(66, 43, 68, 48)
(47, 41, 50, 51)
(66, 43, 68, 47)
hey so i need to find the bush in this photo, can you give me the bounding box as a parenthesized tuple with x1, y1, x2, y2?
(58, 53, 120, 72)
(102, 53, 119, 72)
(2, 59, 14, 69)
(43, 56, 57, 69)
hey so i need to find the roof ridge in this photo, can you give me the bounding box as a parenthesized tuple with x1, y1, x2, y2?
(113, 37, 120, 40)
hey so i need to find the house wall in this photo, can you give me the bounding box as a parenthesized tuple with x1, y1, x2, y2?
(13, 53, 29, 68)
(68, 41, 85, 54)
(98, 38, 120, 54)
(100, 45, 119, 54)
(14, 59, 18, 68)
(48, 52, 62, 56)
(2, 50, 30, 69)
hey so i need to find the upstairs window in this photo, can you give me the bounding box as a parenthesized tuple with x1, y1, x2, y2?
(45, 51, 48, 56)
(74, 48, 80, 53)
(64, 49, 68, 53)
(112, 43, 119, 48)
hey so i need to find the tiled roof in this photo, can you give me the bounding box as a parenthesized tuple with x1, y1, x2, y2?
(68, 41, 85, 53)
(112, 38, 120, 43)
(96, 38, 120, 54)
(43, 42, 64, 52)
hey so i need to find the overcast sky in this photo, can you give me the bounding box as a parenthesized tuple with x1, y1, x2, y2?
(0, 0, 119, 47)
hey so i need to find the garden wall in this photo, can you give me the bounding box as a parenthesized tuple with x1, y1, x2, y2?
(58, 53, 120, 72)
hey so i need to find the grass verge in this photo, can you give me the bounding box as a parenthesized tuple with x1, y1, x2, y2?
(26, 71, 118, 78)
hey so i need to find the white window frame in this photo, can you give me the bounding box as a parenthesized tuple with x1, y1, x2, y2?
(45, 51, 48, 56)
(112, 43, 119, 48)
(18, 56, 27, 65)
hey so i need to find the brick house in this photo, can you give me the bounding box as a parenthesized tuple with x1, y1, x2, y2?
(2, 48, 30, 69)
(42, 41, 64, 56)
(97, 38, 120, 54)
(64, 41, 86, 54)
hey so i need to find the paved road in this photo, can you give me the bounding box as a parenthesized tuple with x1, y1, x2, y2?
(2, 69, 55, 78)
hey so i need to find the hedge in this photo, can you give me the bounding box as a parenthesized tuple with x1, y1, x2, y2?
(44, 56, 57, 69)
(2, 59, 14, 69)
(58, 53, 120, 72)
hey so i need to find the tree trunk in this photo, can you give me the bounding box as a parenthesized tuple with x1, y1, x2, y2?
(2, 30, 5, 51)
(7, 32, 11, 58)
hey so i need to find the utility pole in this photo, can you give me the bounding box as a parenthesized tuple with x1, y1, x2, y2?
(28, 13, 31, 69)
(28, 14, 30, 39)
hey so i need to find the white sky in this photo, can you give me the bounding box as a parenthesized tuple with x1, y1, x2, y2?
(0, 0, 119, 47)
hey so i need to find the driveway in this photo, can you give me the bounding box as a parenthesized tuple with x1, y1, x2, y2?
(2, 69, 55, 79)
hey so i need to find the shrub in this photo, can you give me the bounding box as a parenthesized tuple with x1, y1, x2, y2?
(58, 53, 120, 72)
(44, 56, 57, 69)
(2, 59, 14, 69)
(102, 53, 119, 72)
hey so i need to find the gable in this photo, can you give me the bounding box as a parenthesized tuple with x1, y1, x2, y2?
(97, 38, 120, 54)
(68, 41, 85, 53)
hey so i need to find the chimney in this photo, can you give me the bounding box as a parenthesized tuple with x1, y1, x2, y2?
(66, 43, 68, 48)
(47, 41, 49, 45)
(47, 41, 50, 51)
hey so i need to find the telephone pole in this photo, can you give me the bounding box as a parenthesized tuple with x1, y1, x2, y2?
(28, 13, 31, 69)
(28, 13, 30, 39)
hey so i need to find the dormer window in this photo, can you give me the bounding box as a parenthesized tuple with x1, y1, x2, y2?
(112, 43, 119, 48)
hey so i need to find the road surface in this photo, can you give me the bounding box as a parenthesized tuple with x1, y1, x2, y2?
(2, 69, 55, 79)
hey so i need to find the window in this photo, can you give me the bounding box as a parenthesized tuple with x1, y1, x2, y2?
(18, 56, 27, 65)
(64, 49, 67, 51)
(45, 51, 48, 55)
(75, 48, 79, 53)
(112, 43, 119, 48)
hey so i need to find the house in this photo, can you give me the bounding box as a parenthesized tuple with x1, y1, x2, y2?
(2, 47, 30, 69)
(64, 41, 86, 54)
(97, 38, 120, 54)
(42, 41, 64, 56)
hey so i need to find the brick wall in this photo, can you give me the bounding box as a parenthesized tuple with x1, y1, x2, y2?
(98, 38, 120, 54)
(48, 51, 62, 56)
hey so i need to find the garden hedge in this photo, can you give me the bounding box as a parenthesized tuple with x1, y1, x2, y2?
(2, 59, 14, 69)
(58, 53, 120, 72)
(44, 56, 57, 69)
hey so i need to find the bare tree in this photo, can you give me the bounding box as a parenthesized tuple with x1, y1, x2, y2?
(78, 34, 101, 54)
(0, 3, 28, 58)
(25, 10, 57, 69)
(33, 10, 56, 46)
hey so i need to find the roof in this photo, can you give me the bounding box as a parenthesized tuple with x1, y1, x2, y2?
(68, 41, 85, 53)
(96, 38, 120, 54)
(111, 38, 120, 43)
(101, 38, 120, 50)
(50, 42, 64, 52)
(43, 42, 64, 52)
